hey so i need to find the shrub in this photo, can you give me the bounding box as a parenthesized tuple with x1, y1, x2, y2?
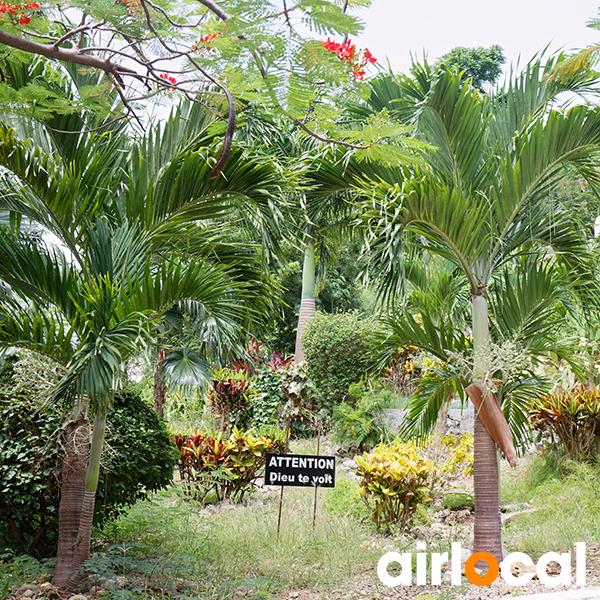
(0, 390, 65, 557)
(248, 368, 284, 428)
(382, 345, 420, 395)
(95, 392, 178, 525)
(208, 368, 252, 432)
(172, 426, 287, 503)
(0, 389, 176, 556)
(332, 379, 410, 452)
(355, 439, 434, 532)
(279, 361, 322, 436)
(246, 353, 293, 430)
(421, 433, 475, 487)
(529, 386, 600, 461)
(302, 311, 379, 410)
(332, 382, 384, 452)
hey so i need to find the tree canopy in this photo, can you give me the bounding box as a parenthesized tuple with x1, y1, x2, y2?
(437, 44, 506, 91)
(0, 0, 382, 171)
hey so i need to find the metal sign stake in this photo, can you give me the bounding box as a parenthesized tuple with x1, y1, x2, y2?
(312, 421, 321, 529)
(277, 418, 292, 537)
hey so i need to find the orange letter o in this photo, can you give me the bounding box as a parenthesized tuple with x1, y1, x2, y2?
(465, 552, 499, 586)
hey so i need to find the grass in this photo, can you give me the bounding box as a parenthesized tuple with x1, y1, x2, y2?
(88, 472, 388, 599)
(5, 440, 600, 599)
(502, 451, 600, 553)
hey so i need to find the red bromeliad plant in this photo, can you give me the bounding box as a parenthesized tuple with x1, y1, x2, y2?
(530, 386, 600, 461)
(231, 339, 293, 374)
(208, 372, 252, 432)
(265, 349, 293, 371)
(231, 338, 266, 375)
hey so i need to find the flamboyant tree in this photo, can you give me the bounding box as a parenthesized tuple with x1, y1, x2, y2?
(0, 0, 384, 172)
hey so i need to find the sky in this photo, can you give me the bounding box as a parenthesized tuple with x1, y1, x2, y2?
(354, 0, 600, 79)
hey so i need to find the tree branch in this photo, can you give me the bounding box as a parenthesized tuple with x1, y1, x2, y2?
(188, 57, 236, 179)
(196, 0, 231, 21)
(251, 49, 370, 150)
(52, 19, 105, 50)
(0, 30, 140, 85)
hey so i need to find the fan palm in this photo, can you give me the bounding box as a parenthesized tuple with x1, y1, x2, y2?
(358, 59, 600, 560)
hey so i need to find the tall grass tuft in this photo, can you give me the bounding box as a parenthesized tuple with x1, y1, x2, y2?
(503, 453, 600, 553)
(94, 481, 387, 598)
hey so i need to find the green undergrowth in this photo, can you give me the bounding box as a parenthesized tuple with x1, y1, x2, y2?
(0, 555, 54, 593)
(5, 444, 597, 598)
(89, 479, 386, 599)
(321, 475, 371, 524)
(502, 451, 600, 553)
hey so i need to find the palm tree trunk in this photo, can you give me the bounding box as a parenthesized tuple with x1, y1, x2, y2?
(154, 347, 167, 417)
(471, 291, 503, 563)
(62, 410, 106, 594)
(473, 415, 502, 562)
(294, 231, 316, 362)
(52, 396, 90, 586)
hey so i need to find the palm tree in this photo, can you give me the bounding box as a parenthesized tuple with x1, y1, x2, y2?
(357, 59, 600, 560)
(0, 65, 291, 589)
(236, 106, 424, 361)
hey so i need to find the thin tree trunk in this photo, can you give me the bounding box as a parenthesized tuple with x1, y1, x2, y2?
(471, 291, 503, 563)
(473, 415, 503, 563)
(154, 347, 167, 417)
(52, 396, 90, 586)
(295, 231, 316, 362)
(62, 410, 106, 594)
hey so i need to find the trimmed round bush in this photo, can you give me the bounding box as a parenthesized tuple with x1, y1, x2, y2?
(0, 389, 176, 557)
(301, 311, 379, 411)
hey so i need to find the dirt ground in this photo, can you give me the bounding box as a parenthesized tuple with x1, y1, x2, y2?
(268, 542, 600, 600)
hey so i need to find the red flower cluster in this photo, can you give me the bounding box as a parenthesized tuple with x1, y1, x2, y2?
(0, 1, 39, 24)
(159, 73, 177, 85)
(321, 38, 376, 80)
(199, 32, 220, 44)
(193, 25, 227, 52)
(123, 0, 141, 15)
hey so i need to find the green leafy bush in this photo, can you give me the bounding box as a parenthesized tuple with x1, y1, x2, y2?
(0, 389, 176, 556)
(95, 392, 178, 525)
(332, 380, 409, 452)
(0, 390, 65, 557)
(279, 361, 323, 436)
(172, 426, 287, 503)
(529, 386, 600, 461)
(248, 368, 284, 428)
(302, 311, 379, 410)
(355, 439, 433, 532)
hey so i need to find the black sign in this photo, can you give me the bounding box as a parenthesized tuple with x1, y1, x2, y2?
(265, 453, 335, 488)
